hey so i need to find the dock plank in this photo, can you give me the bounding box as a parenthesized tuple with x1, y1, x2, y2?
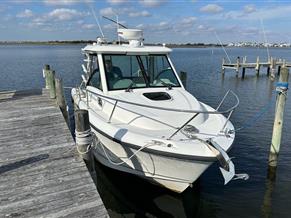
(0, 89, 108, 218)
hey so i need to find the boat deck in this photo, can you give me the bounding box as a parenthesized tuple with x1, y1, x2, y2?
(0, 89, 108, 218)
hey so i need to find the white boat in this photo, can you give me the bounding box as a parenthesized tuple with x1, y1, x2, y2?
(72, 28, 247, 193)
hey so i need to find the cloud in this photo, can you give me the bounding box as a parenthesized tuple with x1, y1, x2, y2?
(129, 10, 151, 17)
(103, 23, 116, 29)
(172, 16, 197, 33)
(21, 8, 86, 31)
(107, 0, 128, 5)
(197, 25, 205, 30)
(48, 8, 84, 21)
(76, 20, 84, 25)
(200, 4, 223, 14)
(180, 16, 197, 25)
(100, 7, 150, 18)
(103, 20, 126, 29)
(136, 21, 171, 32)
(82, 24, 96, 29)
(16, 9, 34, 18)
(100, 7, 116, 16)
(139, 0, 166, 7)
(196, 24, 214, 32)
(43, 0, 78, 6)
(221, 5, 291, 21)
(244, 4, 256, 14)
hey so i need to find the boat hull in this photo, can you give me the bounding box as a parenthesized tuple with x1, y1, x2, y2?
(91, 127, 214, 193)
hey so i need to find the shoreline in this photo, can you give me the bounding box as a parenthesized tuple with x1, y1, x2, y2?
(0, 41, 290, 49)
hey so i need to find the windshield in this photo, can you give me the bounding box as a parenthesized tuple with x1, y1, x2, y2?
(103, 54, 181, 91)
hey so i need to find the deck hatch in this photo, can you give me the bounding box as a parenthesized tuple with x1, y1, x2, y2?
(143, 92, 171, 101)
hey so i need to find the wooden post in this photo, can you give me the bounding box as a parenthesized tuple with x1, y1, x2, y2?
(262, 166, 276, 218)
(277, 65, 281, 76)
(283, 59, 286, 67)
(47, 70, 56, 99)
(180, 71, 187, 89)
(268, 67, 289, 167)
(75, 109, 92, 161)
(55, 78, 69, 125)
(236, 56, 240, 77)
(270, 57, 276, 79)
(255, 56, 260, 76)
(222, 58, 225, 75)
(43, 65, 50, 89)
(243, 56, 247, 64)
(242, 67, 246, 79)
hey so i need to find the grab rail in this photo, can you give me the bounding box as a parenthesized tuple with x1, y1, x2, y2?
(81, 88, 239, 139)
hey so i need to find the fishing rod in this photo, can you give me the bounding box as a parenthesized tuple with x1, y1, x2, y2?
(260, 18, 270, 62)
(214, 31, 231, 64)
(85, 1, 105, 38)
(102, 16, 128, 29)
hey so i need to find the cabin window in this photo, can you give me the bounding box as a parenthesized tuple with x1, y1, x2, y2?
(88, 69, 102, 90)
(103, 55, 147, 90)
(103, 54, 180, 91)
(87, 55, 102, 91)
(141, 55, 180, 88)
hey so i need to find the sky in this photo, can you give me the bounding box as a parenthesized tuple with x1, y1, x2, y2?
(1, 0, 291, 43)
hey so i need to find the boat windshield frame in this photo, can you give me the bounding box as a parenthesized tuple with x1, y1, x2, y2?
(102, 54, 182, 91)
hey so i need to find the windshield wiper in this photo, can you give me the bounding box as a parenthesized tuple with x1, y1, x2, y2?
(125, 81, 134, 92)
(160, 80, 172, 90)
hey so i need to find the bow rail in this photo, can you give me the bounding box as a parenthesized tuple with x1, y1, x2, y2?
(77, 88, 239, 139)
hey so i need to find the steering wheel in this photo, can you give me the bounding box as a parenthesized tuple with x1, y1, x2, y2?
(154, 67, 172, 81)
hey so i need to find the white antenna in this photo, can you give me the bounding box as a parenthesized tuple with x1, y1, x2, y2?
(116, 13, 120, 44)
(110, 10, 120, 44)
(214, 31, 231, 63)
(86, 3, 104, 38)
(260, 18, 270, 62)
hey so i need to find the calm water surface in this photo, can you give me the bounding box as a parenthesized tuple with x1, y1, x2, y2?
(1, 45, 291, 218)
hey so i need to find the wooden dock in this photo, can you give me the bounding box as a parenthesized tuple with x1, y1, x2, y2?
(222, 56, 291, 78)
(0, 89, 108, 217)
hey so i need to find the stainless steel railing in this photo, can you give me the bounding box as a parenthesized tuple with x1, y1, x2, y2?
(78, 88, 239, 139)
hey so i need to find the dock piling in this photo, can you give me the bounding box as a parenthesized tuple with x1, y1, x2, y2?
(270, 57, 276, 79)
(236, 56, 240, 77)
(75, 109, 93, 161)
(180, 71, 187, 89)
(268, 67, 289, 167)
(256, 56, 260, 76)
(277, 66, 281, 76)
(267, 66, 270, 76)
(47, 70, 56, 99)
(43, 65, 50, 89)
(222, 58, 225, 75)
(242, 67, 246, 79)
(55, 77, 69, 125)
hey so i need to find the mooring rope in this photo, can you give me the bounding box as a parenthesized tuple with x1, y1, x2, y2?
(75, 129, 92, 155)
(94, 136, 155, 166)
(233, 98, 274, 133)
(232, 82, 288, 133)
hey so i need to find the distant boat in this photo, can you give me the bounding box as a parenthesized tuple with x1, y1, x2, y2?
(72, 28, 246, 193)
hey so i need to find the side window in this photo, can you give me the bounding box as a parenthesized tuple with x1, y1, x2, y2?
(88, 69, 102, 90)
(88, 56, 102, 91)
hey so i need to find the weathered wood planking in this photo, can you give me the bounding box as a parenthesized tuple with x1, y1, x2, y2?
(0, 89, 108, 218)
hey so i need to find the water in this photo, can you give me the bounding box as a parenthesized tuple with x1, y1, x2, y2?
(1, 45, 291, 217)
